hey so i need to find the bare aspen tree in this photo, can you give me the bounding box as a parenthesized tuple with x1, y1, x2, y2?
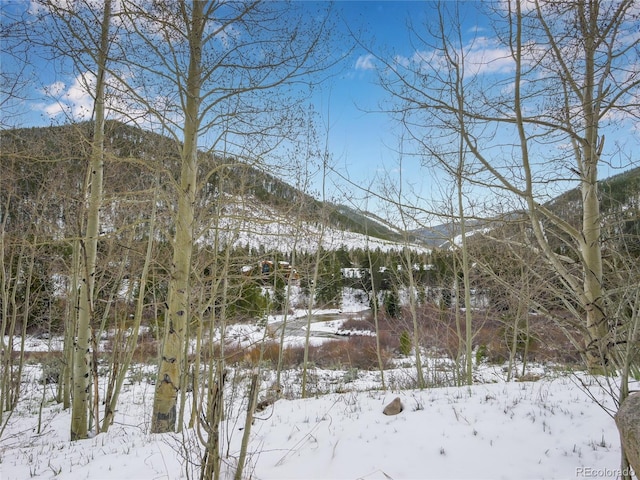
(597, 183, 640, 479)
(611, 256, 640, 480)
(405, 5, 477, 385)
(272, 119, 327, 392)
(452, 170, 476, 385)
(0, 130, 77, 419)
(452, 160, 476, 386)
(388, 156, 427, 389)
(400, 244, 427, 389)
(0, 238, 24, 418)
(374, 0, 639, 373)
(299, 133, 342, 398)
(74, 0, 111, 440)
(301, 197, 328, 398)
(363, 200, 386, 390)
(274, 191, 308, 392)
(0, 150, 22, 422)
(116, 0, 339, 434)
(2, 1, 109, 432)
(27, 0, 118, 440)
(465, 219, 542, 377)
(26, 0, 126, 439)
(146, 0, 205, 434)
(349, 168, 447, 389)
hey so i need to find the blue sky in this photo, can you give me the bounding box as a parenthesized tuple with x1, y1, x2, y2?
(2, 1, 637, 223)
(310, 2, 440, 206)
(317, 1, 492, 210)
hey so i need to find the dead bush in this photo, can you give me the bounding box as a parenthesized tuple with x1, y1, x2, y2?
(132, 331, 158, 363)
(340, 318, 375, 333)
(309, 336, 392, 370)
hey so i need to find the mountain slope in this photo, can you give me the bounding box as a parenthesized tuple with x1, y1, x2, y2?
(412, 166, 640, 248)
(0, 121, 408, 249)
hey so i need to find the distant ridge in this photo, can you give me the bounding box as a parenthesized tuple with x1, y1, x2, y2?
(411, 166, 640, 248)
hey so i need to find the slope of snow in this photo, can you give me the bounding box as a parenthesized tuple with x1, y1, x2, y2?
(0, 367, 630, 480)
(197, 194, 430, 254)
(0, 291, 633, 480)
(252, 377, 623, 480)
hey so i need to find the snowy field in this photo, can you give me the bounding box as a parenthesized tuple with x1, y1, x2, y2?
(0, 361, 633, 480)
(0, 290, 635, 479)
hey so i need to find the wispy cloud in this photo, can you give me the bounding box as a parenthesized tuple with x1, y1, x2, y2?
(355, 54, 376, 71)
(464, 36, 515, 75)
(395, 36, 515, 77)
(40, 72, 95, 121)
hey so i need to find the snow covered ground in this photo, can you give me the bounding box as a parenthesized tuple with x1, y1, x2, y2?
(0, 289, 635, 479)
(0, 365, 632, 480)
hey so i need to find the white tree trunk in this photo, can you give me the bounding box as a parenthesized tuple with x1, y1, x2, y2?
(71, 0, 111, 440)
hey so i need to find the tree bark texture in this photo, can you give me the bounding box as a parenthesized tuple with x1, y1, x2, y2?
(71, 0, 111, 441)
(151, 0, 204, 434)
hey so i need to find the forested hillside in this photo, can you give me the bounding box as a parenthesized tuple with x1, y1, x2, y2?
(3, 120, 638, 366)
(1, 121, 402, 245)
(3, 120, 638, 351)
(1, 120, 432, 338)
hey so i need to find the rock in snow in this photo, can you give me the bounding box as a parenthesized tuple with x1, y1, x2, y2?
(383, 397, 404, 415)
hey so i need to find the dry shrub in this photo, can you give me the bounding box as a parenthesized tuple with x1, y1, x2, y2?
(349, 335, 394, 369)
(260, 341, 281, 364)
(282, 345, 305, 366)
(222, 341, 304, 368)
(219, 334, 394, 371)
(340, 318, 375, 333)
(372, 302, 582, 366)
(219, 343, 244, 364)
(377, 329, 399, 352)
(132, 330, 159, 362)
(22, 350, 62, 363)
(310, 336, 392, 370)
(97, 328, 159, 364)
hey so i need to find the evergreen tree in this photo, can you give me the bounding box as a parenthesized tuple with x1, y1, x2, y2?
(384, 289, 400, 319)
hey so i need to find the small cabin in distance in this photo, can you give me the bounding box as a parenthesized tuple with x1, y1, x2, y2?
(242, 260, 299, 281)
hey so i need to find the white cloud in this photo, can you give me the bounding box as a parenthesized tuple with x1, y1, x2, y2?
(464, 36, 515, 75)
(36, 68, 186, 133)
(40, 71, 95, 121)
(42, 80, 66, 97)
(43, 101, 64, 117)
(355, 54, 375, 71)
(393, 55, 410, 69)
(29, 0, 123, 16)
(499, 0, 538, 14)
(400, 36, 515, 77)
